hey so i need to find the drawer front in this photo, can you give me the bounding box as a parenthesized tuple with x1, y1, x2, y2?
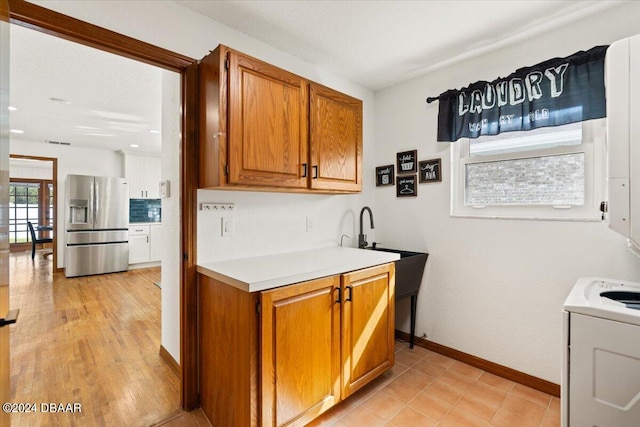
(129, 225, 150, 235)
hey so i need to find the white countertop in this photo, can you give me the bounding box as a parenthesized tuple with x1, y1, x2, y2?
(197, 246, 400, 292)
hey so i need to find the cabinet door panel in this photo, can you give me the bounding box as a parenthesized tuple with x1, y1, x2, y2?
(310, 84, 362, 192)
(341, 264, 395, 398)
(149, 225, 162, 262)
(144, 157, 161, 199)
(261, 276, 341, 427)
(630, 35, 640, 250)
(126, 155, 145, 198)
(229, 51, 308, 188)
(128, 234, 149, 264)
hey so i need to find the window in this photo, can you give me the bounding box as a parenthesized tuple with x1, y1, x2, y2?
(451, 119, 606, 220)
(9, 180, 54, 245)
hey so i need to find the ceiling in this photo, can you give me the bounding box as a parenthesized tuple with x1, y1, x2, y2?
(9, 0, 623, 154)
(176, 0, 622, 90)
(9, 24, 164, 153)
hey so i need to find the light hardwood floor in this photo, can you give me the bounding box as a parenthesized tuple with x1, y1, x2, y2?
(8, 251, 180, 427)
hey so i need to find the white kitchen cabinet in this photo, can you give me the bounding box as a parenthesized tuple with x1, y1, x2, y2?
(125, 154, 161, 199)
(128, 224, 162, 265)
(149, 224, 162, 262)
(129, 224, 150, 264)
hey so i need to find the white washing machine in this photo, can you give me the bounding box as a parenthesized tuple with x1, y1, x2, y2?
(562, 277, 640, 427)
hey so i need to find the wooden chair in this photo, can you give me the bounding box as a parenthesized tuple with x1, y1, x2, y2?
(27, 221, 53, 260)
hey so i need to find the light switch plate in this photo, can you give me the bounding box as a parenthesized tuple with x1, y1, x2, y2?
(221, 217, 234, 237)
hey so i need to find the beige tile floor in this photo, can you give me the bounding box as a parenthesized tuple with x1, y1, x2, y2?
(307, 341, 560, 427)
(157, 341, 560, 427)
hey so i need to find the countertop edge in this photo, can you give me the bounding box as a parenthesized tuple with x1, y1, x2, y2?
(196, 265, 251, 292)
(196, 247, 399, 293)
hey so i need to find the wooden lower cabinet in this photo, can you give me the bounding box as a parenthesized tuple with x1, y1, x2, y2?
(341, 264, 395, 398)
(261, 275, 342, 427)
(199, 262, 395, 427)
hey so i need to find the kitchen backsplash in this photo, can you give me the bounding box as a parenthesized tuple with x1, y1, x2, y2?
(130, 199, 161, 223)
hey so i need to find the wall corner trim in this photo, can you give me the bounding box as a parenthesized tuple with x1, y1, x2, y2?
(159, 345, 180, 378)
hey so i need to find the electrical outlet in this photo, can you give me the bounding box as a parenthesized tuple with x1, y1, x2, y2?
(221, 217, 234, 237)
(306, 216, 314, 232)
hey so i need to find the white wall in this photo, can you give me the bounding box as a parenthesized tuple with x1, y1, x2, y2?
(375, 1, 640, 384)
(31, 1, 376, 364)
(10, 140, 123, 268)
(160, 70, 181, 362)
(10, 157, 53, 180)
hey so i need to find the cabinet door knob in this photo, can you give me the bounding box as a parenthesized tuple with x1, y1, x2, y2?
(312, 165, 318, 179)
(301, 163, 308, 178)
(335, 287, 342, 304)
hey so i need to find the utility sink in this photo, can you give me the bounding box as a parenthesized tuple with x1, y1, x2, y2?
(366, 247, 428, 348)
(367, 247, 428, 298)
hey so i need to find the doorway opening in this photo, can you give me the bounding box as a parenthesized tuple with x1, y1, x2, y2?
(6, 0, 199, 423)
(8, 155, 57, 269)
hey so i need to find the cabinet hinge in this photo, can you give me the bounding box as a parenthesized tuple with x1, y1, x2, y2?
(255, 300, 261, 316)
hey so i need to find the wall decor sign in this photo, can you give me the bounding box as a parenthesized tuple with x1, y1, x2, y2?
(396, 175, 417, 197)
(419, 158, 442, 183)
(397, 150, 417, 174)
(376, 165, 395, 187)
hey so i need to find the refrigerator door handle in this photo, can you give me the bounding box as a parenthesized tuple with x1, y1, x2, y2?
(89, 178, 95, 228)
(94, 178, 98, 226)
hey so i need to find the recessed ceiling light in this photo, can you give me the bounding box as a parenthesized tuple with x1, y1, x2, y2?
(49, 97, 71, 105)
(130, 144, 139, 148)
(8, 106, 16, 111)
(149, 130, 160, 134)
(10, 129, 24, 134)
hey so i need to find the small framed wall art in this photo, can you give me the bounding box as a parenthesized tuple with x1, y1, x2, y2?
(419, 158, 442, 183)
(396, 174, 417, 197)
(376, 165, 395, 187)
(396, 150, 417, 174)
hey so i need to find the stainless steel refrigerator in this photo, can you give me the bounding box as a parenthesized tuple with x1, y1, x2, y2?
(64, 174, 129, 278)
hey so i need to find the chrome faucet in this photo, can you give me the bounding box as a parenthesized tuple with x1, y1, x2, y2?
(358, 206, 375, 248)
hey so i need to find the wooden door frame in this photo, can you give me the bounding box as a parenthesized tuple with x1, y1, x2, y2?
(9, 155, 58, 271)
(8, 0, 199, 409)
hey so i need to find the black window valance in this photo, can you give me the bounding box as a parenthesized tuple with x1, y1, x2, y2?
(434, 45, 608, 142)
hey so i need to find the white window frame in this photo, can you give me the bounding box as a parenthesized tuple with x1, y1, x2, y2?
(451, 118, 606, 221)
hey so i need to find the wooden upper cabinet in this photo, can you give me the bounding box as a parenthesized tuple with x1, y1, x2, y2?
(228, 51, 308, 188)
(309, 84, 363, 192)
(199, 45, 362, 193)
